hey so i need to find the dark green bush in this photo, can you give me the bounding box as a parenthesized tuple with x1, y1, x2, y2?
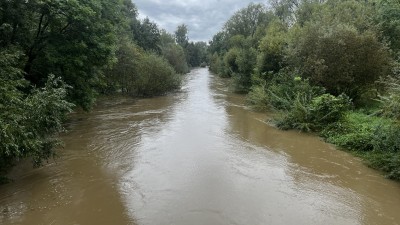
(133, 53, 181, 96)
(321, 112, 390, 151)
(266, 72, 325, 111)
(365, 152, 400, 180)
(161, 43, 189, 74)
(277, 94, 351, 132)
(321, 111, 400, 180)
(0, 50, 73, 178)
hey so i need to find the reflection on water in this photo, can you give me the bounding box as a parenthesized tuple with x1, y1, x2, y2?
(1, 68, 400, 225)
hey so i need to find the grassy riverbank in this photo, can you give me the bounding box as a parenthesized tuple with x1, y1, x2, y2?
(208, 0, 400, 180)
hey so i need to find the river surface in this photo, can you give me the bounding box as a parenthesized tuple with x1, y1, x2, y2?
(1, 68, 400, 225)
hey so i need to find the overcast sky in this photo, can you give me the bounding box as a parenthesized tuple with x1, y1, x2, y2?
(133, 0, 269, 42)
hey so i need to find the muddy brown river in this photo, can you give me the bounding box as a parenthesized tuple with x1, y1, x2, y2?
(1, 68, 400, 225)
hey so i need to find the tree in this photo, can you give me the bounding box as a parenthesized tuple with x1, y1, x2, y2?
(132, 17, 161, 52)
(256, 20, 288, 75)
(161, 43, 189, 74)
(175, 24, 189, 47)
(223, 3, 273, 38)
(0, 0, 125, 110)
(0, 49, 73, 179)
(376, 0, 400, 54)
(288, 23, 392, 98)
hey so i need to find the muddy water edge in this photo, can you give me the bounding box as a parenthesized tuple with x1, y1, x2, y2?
(1, 68, 400, 225)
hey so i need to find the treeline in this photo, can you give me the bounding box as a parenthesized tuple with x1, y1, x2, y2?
(0, 0, 206, 181)
(209, 0, 400, 180)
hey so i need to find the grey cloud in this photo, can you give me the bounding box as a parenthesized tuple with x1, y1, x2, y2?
(133, 0, 268, 42)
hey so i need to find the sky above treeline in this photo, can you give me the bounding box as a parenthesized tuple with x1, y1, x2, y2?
(134, 0, 269, 42)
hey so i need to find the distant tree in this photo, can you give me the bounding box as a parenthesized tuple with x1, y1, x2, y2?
(223, 3, 272, 38)
(132, 17, 161, 52)
(160, 29, 176, 46)
(375, 0, 400, 54)
(161, 43, 189, 74)
(208, 31, 228, 54)
(175, 24, 189, 47)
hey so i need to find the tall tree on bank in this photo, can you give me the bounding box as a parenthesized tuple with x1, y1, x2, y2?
(0, 0, 125, 110)
(175, 24, 189, 48)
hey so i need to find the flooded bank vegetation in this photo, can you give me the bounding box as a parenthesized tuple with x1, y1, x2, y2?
(208, 0, 400, 180)
(0, 0, 207, 181)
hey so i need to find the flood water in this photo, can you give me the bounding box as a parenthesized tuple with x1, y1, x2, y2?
(1, 68, 400, 225)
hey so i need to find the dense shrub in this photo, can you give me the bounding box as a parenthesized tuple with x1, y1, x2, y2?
(104, 41, 181, 96)
(0, 50, 73, 179)
(365, 151, 400, 180)
(161, 43, 189, 74)
(378, 76, 400, 119)
(247, 81, 270, 111)
(133, 53, 181, 96)
(321, 111, 400, 180)
(223, 48, 240, 77)
(288, 23, 392, 100)
(249, 71, 324, 111)
(277, 94, 351, 132)
(231, 47, 257, 93)
(321, 112, 384, 151)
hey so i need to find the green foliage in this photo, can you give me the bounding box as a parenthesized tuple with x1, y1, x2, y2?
(321, 111, 400, 180)
(365, 151, 400, 180)
(256, 19, 288, 74)
(247, 81, 270, 111)
(259, 71, 325, 111)
(186, 41, 208, 68)
(103, 39, 140, 93)
(223, 48, 240, 77)
(277, 94, 351, 132)
(223, 3, 272, 38)
(0, 0, 188, 180)
(377, 76, 400, 119)
(0, 49, 73, 176)
(132, 17, 161, 52)
(161, 43, 189, 74)
(0, 0, 126, 110)
(375, 0, 400, 54)
(133, 53, 181, 96)
(321, 112, 392, 151)
(104, 41, 181, 96)
(208, 31, 228, 55)
(210, 0, 400, 181)
(231, 46, 257, 93)
(288, 23, 392, 99)
(175, 24, 189, 47)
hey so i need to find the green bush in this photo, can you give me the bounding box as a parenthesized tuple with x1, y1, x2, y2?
(288, 23, 392, 100)
(223, 48, 240, 77)
(104, 42, 181, 97)
(365, 151, 400, 180)
(133, 53, 181, 96)
(320, 111, 400, 180)
(378, 76, 400, 120)
(247, 82, 270, 111)
(0, 50, 73, 179)
(277, 94, 351, 132)
(161, 43, 189, 74)
(265, 71, 324, 111)
(321, 112, 391, 151)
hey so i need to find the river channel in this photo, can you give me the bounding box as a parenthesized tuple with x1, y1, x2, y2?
(1, 68, 400, 225)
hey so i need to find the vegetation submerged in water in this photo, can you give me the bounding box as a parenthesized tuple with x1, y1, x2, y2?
(208, 0, 400, 180)
(0, 0, 207, 181)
